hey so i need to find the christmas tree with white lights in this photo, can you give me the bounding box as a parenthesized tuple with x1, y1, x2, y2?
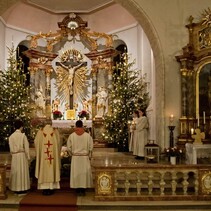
(103, 52, 150, 152)
(0, 45, 32, 151)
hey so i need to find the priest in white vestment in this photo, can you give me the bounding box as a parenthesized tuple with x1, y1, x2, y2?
(9, 120, 30, 194)
(67, 120, 93, 196)
(34, 119, 61, 195)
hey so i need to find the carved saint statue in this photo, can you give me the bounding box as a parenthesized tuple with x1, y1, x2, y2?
(96, 87, 108, 117)
(35, 86, 45, 117)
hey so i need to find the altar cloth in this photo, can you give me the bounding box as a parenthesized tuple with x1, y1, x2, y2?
(52, 120, 92, 128)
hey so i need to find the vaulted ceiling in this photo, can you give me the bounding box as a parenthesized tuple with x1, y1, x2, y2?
(25, 0, 114, 14)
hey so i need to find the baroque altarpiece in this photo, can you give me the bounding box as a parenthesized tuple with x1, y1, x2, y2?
(176, 8, 211, 145)
(24, 13, 118, 142)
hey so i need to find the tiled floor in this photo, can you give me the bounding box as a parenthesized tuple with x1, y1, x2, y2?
(1, 190, 211, 211)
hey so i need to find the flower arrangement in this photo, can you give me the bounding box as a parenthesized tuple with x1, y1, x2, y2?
(53, 110, 62, 119)
(78, 110, 89, 119)
(164, 146, 184, 157)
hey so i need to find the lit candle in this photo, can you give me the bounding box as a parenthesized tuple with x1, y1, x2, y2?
(169, 114, 174, 125)
(191, 128, 194, 135)
(203, 111, 206, 124)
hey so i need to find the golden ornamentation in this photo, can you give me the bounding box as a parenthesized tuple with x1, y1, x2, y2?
(201, 171, 211, 194)
(97, 172, 112, 195)
(201, 8, 211, 26)
(29, 13, 113, 52)
(38, 57, 48, 65)
(66, 109, 75, 120)
(55, 49, 89, 105)
(191, 128, 205, 144)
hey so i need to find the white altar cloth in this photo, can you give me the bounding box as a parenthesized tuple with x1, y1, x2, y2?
(185, 143, 211, 164)
(52, 120, 92, 128)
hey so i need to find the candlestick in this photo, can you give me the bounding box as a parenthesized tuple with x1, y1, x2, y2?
(203, 111, 206, 124)
(168, 126, 175, 147)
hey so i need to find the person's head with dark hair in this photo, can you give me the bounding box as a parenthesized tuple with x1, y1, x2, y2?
(14, 119, 24, 130)
(138, 108, 146, 117)
(75, 120, 85, 136)
(76, 120, 83, 128)
(133, 110, 140, 118)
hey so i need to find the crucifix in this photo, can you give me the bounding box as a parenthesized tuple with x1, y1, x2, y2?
(56, 59, 87, 109)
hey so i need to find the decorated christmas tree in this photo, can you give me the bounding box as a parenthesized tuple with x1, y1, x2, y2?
(0, 45, 32, 151)
(103, 52, 150, 152)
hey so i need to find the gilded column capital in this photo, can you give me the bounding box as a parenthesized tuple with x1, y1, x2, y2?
(28, 66, 38, 75)
(45, 68, 53, 76)
(91, 67, 98, 76)
(180, 68, 188, 76)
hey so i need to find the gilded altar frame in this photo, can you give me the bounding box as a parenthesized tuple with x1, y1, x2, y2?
(176, 8, 211, 145)
(24, 13, 117, 142)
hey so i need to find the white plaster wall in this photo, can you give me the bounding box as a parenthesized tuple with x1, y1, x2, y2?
(4, 26, 35, 69)
(0, 18, 5, 69)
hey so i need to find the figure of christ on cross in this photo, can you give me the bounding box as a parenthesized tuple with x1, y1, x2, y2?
(56, 60, 87, 109)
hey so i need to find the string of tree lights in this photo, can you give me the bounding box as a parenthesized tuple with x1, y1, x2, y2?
(0, 45, 33, 151)
(103, 52, 150, 152)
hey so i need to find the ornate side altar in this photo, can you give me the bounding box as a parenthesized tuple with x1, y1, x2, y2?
(176, 9, 211, 145)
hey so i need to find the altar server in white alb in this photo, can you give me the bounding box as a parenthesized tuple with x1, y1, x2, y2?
(133, 108, 149, 159)
(67, 120, 93, 196)
(34, 119, 61, 195)
(9, 119, 30, 194)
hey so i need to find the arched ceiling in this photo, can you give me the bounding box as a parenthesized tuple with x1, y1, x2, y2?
(24, 0, 114, 14)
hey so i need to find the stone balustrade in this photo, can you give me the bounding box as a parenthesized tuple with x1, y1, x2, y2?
(93, 164, 211, 200)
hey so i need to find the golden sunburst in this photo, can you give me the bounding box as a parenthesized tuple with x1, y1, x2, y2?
(201, 8, 211, 26)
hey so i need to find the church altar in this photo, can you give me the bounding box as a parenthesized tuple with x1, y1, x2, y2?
(185, 143, 211, 164)
(52, 119, 92, 128)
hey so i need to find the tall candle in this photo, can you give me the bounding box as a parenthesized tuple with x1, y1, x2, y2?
(191, 128, 194, 135)
(197, 116, 199, 127)
(169, 114, 174, 125)
(203, 111, 206, 124)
